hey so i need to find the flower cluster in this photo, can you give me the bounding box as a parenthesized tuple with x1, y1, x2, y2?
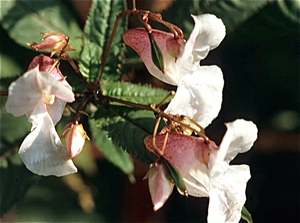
(3, 7, 257, 222)
(5, 55, 79, 176)
(124, 14, 258, 223)
(123, 14, 225, 129)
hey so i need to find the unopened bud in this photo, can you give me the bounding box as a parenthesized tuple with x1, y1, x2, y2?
(27, 32, 75, 57)
(62, 121, 89, 158)
(146, 158, 174, 211)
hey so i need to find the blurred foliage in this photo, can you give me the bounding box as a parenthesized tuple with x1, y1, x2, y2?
(0, 151, 39, 217)
(0, 0, 83, 59)
(0, 0, 299, 222)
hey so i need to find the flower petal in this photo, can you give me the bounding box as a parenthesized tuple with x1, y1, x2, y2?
(209, 119, 257, 176)
(183, 162, 210, 197)
(165, 65, 224, 129)
(123, 28, 186, 85)
(6, 67, 43, 117)
(28, 55, 64, 80)
(145, 133, 210, 175)
(26, 99, 48, 130)
(183, 14, 226, 64)
(19, 113, 77, 176)
(223, 119, 258, 163)
(47, 98, 67, 125)
(208, 165, 251, 223)
(207, 188, 228, 223)
(182, 139, 219, 197)
(37, 71, 75, 103)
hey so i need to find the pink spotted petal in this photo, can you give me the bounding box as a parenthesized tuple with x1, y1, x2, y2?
(145, 133, 217, 175)
(123, 28, 186, 85)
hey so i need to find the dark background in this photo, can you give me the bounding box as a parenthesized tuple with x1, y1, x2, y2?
(1, 0, 299, 222)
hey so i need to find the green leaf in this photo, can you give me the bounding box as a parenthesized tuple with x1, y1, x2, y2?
(233, 1, 300, 43)
(89, 118, 135, 180)
(90, 105, 159, 165)
(163, 156, 187, 196)
(277, 1, 300, 25)
(241, 206, 253, 223)
(0, 0, 83, 59)
(0, 53, 23, 79)
(0, 150, 40, 217)
(103, 81, 172, 104)
(89, 81, 171, 165)
(80, 0, 127, 83)
(78, 38, 102, 88)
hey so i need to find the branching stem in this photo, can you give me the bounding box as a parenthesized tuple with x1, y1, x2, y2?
(64, 53, 93, 90)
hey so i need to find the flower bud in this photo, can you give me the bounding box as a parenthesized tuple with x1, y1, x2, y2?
(63, 122, 89, 158)
(28, 32, 75, 57)
(146, 158, 174, 211)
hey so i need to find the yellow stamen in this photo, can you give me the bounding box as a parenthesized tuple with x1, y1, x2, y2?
(43, 92, 55, 105)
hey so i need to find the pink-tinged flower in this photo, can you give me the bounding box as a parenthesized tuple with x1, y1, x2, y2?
(123, 28, 185, 85)
(27, 55, 72, 125)
(145, 158, 174, 211)
(124, 14, 225, 128)
(5, 59, 77, 176)
(184, 119, 258, 223)
(28, 32, 75, 57)
(62, 122, 90, 159)
(145, 119, 257, 222)
(144, 133, 219, 210)
(6, 65, 74, 127)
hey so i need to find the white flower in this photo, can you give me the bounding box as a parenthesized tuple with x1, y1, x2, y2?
(184, 119, 258, 223)
(6, 66, 77, 176)
(124, 14, 226, 128)
(145, 119, 257, 222)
